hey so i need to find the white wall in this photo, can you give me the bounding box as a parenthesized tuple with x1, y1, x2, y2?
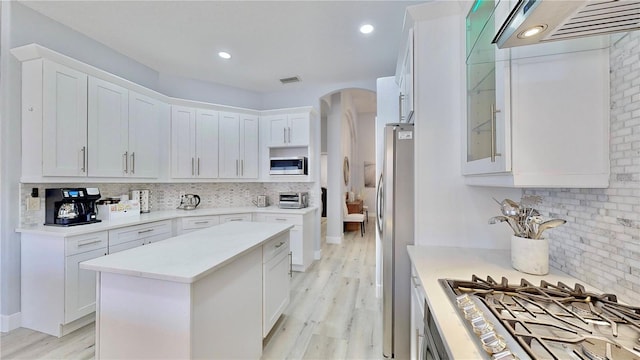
(356, 112, 376, 212)
(411, 2, 520, 249)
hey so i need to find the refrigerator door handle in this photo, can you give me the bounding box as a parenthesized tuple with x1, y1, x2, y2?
(376, 172, 384, 236)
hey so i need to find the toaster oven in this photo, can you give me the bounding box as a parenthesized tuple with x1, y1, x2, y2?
(279, 192, 309, 209)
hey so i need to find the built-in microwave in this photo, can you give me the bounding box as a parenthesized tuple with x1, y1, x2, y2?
(270, 156, 308, 175)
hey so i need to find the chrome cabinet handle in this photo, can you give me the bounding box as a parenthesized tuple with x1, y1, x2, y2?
(275, 241, 285, 248)
(123, 151, 128, 173)
(197, 157, 200, 176)
(81, 146, 86, 173)
(236, 159, 239, 176)
(241, 159, 244, 176)
(138, 229, 154, 234)
(283, 128, 286, 143)
(130, 152, 135, 174)
(288, 127, 291, 143)
(490, 104, 501, 163)
(399, 93, 405, 122)
(289, 251, 293, 277)
(275, 218, 287, 221)
(194, 221, 209, 224)
(191, 157, 195, 176)
(78, 239, 102, 247)
(412, 275, 421, 288)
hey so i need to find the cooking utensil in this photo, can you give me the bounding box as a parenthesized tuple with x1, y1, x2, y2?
(488, 216, 522, 236)
(533, 218, 566, 239)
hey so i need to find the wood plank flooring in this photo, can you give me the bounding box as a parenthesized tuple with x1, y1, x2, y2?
(1, 219, 382, 359)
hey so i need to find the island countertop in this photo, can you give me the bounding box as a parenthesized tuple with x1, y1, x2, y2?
(80, 221, 292, 284)
(407, 245, 604, 359)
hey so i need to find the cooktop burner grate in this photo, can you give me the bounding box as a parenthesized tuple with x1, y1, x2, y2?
(440, 275, 640, 360)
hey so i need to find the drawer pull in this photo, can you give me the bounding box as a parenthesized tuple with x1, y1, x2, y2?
(194, 221, 209, 224)
(275, 218, 287, 221)
(412, 276, 421, 288)
(275, 241, 285, 248)
(78, 239, 103, 247)
(230, 218, 242, 221)
(138, 229, 154, 234)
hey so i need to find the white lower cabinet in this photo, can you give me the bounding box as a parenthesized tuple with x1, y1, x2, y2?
(410, 265, 426, 360)
(21, 231, 108, 337)
(107, 220, 172, 253)
(178, 215, 221, 234)
(262, 234, 290, 337)
(254, 211, 315, 272)
(219, 213, 252, 223)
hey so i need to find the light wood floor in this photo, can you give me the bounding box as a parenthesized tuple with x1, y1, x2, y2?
(1, 218, 382, 360)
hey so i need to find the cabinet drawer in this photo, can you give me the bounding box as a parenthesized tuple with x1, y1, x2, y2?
(411, 265, 425, 318)
(109, 239, 145, 254)
(219, 213, 252, 223)
(65, 232, 108, 256)
(108, 220, 172, 246)
(263, 234, 290, 263)
(182, 216, 220, 230)
(255, 213, 302, 226)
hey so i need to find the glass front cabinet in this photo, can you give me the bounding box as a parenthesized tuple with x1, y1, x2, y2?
(463, 0, 512, 175)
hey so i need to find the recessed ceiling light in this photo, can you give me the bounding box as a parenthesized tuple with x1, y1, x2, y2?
(218, 51, 231, 59)
(359, 24, 374, 34)
(517, 25, 547, 39)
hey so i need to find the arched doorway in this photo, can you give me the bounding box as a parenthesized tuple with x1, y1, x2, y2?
(319, 88, 376, 245)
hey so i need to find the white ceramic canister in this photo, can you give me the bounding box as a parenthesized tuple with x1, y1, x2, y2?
(511, 235, 549, 275)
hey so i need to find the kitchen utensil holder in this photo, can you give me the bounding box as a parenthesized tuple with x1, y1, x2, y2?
(511, 235, 549, 275)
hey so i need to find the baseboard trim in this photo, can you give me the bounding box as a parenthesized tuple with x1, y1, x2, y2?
(314, 249, 322, 260)
(1, 312, 21, 333)
(326, 235, 342, 244)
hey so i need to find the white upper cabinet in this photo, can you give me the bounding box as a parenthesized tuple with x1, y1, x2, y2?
(219, 112, 258, 178)
(88, 78, 160, 178)
(88, 77, 129, 177)
(398, 28, 414, 123)
(195, 109, 220, 178)
(42, 60, 88, 177)
(171, 106, 196, 178)
(462, 0, 609, 188)
(171, 106, 220, 179)
(128, 91, 161, 178)
(265, 113, 310, 147)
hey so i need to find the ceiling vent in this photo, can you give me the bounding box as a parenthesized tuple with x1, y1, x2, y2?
(279, 76, 301, 84)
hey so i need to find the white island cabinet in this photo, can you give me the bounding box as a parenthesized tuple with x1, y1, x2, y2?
(81, 221, 292, 359)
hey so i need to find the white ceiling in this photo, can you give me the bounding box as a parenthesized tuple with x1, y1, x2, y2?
(19, 1, 421, 94)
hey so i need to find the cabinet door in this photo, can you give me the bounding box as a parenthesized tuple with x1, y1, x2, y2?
(42, 60, 88, 177)
(219, 112, 240, 178)
(263, 249, 290, 337)
(64, 247, 107, 323)
(128, 91, 160, 178)
(400, 29, 414, 123)
(265, 115, 288, 146)
(195, 109, 219, 178)
(240, 114, 259, 178)
(463, 0, 510, 175)
(87, 77, 129, 177)
(288, 114, 310, 146)
(290, 226, 303, 265)
(171, 106, 196, 178)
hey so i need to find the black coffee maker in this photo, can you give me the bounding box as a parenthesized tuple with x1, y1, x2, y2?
(45, 188, 102, 226)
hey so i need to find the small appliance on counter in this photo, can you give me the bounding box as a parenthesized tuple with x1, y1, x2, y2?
(278, 192, 308, 209)
(130, 189, 151, 213)
(45, 188, 102, 226)
(96, 199, 140, 221)
(177, 194, 200, 210)
(253, 195, 269, 208)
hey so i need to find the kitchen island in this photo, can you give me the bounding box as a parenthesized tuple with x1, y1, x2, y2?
(81, 221, 292, 359)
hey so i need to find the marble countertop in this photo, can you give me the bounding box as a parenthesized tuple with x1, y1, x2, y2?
(407, 245, 603, 359)
(80, 221, 292, 284)
(16, 206, 317, 237)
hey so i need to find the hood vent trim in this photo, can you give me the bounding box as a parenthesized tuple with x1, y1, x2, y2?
(493, 0, 640, 48)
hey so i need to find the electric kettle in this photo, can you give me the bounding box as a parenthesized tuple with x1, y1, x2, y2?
(177, 194, 200, 210)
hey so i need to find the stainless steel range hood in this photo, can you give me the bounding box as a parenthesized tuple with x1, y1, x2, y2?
(493, 0, 640, 48)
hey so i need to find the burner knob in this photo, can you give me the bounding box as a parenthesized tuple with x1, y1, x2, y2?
(492, 350, 516, 360)
(462, 304, 481, 320)
(471, 316, 494, 335)
(480, 332, 507, 354)
(455, 294, 474, 308)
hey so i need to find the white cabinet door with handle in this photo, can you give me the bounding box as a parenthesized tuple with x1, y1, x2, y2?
(195, 109, 219, 178)
(128, 91, 160, 178)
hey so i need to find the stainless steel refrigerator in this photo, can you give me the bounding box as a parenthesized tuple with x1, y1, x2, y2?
(377, 123, 414, 359)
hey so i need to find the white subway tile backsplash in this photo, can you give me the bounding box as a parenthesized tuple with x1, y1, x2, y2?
(524, 31, 640, 305)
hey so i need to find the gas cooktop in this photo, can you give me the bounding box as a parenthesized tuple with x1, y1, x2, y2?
(440, 275, 640, 360)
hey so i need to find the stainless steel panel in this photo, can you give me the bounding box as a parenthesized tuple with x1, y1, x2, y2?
(382, 123, 414, 359)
